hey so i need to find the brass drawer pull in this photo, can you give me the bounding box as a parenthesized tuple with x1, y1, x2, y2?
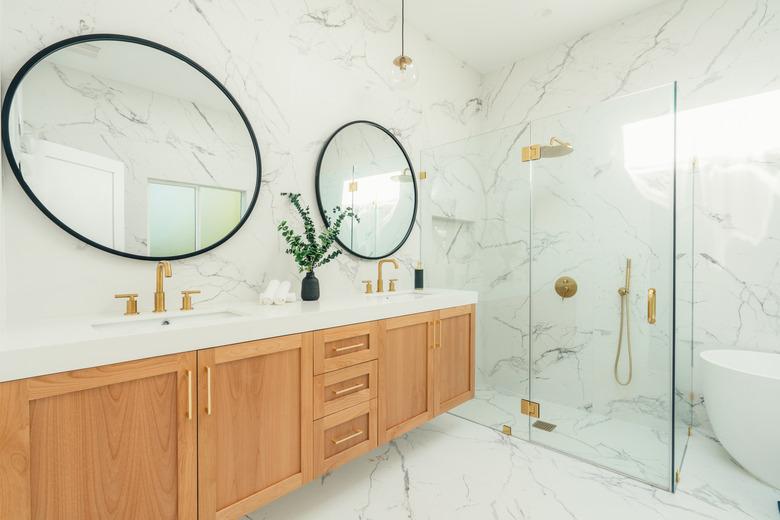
(187, 370, 193, 420)
(206, 366, 213, 415)
(334, 342, 365, 353)
(648, 288, 657, 325)
(333, 383, 365, 396)
(331, 429, 364, 445)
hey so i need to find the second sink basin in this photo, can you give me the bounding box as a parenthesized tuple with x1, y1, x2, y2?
(92, 310, 242, 334)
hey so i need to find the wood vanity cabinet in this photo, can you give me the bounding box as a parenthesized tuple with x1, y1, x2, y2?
(0, 352, 198, 520)
(379, 305, 476, 443)
(0, 304, 474, 520)
(196, 333, 313, 520)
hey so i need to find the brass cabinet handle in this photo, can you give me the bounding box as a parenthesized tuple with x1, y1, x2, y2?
(206, 366, 212, 415)
(334, 342, 364, 353)
(333, 383, 365, 396)
(429, 321, 435, 349)
(437, 320, 443, 349)
(187, 370, 193, 420)
(331, 429, 364, 445)
(648, 288, 657, 325)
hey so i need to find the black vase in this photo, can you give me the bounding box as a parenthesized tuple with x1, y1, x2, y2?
(301, 271, 320, 301)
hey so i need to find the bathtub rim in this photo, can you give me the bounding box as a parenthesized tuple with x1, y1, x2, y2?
(699, 349, 780, 382)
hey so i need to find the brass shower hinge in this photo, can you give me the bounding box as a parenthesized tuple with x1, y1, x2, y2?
(502, 425, 512, 436)
(521, 144, 541, 162)
(419, 170, 427, 180)
(688, 425, 693, 437)
(348, 181, 358, 192)
(521, 399, 540, 418)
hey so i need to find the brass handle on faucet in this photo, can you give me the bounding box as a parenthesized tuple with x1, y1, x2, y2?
(114, 293, 139, 315)
(181, 290, 201, 311)
(388, 279, 398, 292)
(648, 288, 657, 325)
(362, 280, 373, 294)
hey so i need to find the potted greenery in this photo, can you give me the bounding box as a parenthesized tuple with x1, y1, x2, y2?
(277, 192, 357, 301)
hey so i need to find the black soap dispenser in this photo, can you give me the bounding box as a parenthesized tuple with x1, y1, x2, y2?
(414, 261, 424, 290)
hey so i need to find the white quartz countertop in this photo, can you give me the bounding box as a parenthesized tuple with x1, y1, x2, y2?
(0, 289, 477, 383)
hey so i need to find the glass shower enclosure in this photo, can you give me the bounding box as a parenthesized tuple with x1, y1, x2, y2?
(420, 83, 690, 491)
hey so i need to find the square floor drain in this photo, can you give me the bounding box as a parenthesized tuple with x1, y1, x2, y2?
(532, 420, 557, 432)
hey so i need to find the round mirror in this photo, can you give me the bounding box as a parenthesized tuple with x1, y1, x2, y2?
(316, 121, 417, 260)
(1, 34, 261, 260)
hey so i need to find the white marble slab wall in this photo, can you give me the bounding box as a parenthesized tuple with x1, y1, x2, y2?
(476, 0, 780, 435)
(0, 0, 482, 322)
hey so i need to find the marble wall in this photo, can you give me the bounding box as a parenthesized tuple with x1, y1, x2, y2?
(436, 0, 780, 440)
(0, 0, 481, 323)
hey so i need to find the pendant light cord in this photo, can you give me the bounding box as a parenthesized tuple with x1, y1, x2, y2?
(401, 0, 405, 57)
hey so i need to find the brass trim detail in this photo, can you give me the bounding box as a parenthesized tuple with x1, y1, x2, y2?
(206, 366, 212, 416)
(675, 469, 681, 483)
(114, 293, 139, 315)
(334, 343, 365, 353)
(187, 370, 193, 420)
(521, 399, 540, 418)
(419, 170, 427, 180)
(688, 425, 693, 437)
(362, 280, 373, 294)
(554, 277, 578, 299)
(332, 430, 364, 445)
(502, 425, 512, 436)
(388, 279, 398, 292)
(180, 289, 200, 311)
(648, 288, 657, 324)
(521, 144, 541, 162)
(392, 55, 413, 70)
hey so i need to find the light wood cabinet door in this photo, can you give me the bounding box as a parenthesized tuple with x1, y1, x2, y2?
(378, 312, 436, 443)
(434, 304, 476, 415)
(0, 353, 197, 520)
(197, 334, 313, 520)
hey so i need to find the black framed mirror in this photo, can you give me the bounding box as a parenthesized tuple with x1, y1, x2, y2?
(315, 121, 417, 260)
(1, 34, 261, 261)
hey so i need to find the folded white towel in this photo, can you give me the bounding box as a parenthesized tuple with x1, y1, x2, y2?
(260, 279, 280, 305)
(285, 292, 297, 303)
(273, 281, 291, 305)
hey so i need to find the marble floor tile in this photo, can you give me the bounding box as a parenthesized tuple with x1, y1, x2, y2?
(248, 414, 778, 520)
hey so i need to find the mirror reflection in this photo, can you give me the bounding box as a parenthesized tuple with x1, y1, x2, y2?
(316, 121, 417, 259)
(4, 37, 259, 259)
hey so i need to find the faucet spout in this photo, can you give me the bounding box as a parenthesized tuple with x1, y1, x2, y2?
(376, 258, 399, 293)
(154, 261, 172, 312)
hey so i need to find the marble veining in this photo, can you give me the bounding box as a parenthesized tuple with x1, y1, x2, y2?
(247, 414, 779, 520)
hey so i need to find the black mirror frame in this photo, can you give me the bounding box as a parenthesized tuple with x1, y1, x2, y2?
(1, 33, 262, 261)
(315, 120, 418, 261)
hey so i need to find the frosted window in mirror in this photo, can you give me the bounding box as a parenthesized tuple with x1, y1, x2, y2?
(148, 182, 196, 258)
(2, 35, 260, 260)
(316, 121, 417, 259)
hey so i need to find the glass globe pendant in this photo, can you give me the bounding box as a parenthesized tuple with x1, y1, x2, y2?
(389, 0, 418, 89)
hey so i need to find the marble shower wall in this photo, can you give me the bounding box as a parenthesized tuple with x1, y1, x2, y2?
(0, 0, 482, 322)
(476, 0, 780, 430)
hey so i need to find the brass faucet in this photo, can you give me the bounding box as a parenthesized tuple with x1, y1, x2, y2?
(153, 261, 173, 312)
(376, 258, 399, 293)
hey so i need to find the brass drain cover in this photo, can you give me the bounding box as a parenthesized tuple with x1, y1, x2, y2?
(532, 420, 557, 432)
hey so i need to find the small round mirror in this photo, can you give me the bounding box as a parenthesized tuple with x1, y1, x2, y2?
(316, 121, 417, 260)
(1, 34, 261, 260)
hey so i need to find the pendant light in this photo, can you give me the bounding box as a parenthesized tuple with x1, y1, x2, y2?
(389, 0, 418, 89)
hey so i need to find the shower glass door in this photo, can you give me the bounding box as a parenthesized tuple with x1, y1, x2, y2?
(528, 84, 676, 489)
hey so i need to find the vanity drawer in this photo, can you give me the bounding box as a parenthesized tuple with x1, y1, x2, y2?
(314, 360, 377, 420)
(314, 399, 378, 475)
(313, 321, 379, 374)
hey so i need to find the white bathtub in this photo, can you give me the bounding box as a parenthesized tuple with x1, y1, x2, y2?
(700, 349, 780, 489)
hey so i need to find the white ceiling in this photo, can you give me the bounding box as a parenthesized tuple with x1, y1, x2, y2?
(384, 0, 670, 74)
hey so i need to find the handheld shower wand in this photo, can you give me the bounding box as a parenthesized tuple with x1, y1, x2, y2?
(614, 258, 633, 386)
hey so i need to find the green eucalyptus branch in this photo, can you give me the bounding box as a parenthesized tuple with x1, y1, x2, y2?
(277, 192, 358, 273)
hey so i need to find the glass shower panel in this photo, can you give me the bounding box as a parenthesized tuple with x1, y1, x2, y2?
(528, 84, 676, 489)
(420, 124, 532, 439)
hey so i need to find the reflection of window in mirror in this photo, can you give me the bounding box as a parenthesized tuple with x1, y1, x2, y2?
(148, 180, 244, 257)
(341, 170, 404, 252)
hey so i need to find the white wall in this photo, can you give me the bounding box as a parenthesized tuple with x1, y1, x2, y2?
(0, 0, 481, 322)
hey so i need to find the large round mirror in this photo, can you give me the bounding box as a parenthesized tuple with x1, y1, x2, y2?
(316, 121, 417, 260)
(1, 34, 261, 260)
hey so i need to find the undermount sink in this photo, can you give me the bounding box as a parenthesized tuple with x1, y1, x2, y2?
(92, 310, 242, 334)
(371, 291, 433, 303)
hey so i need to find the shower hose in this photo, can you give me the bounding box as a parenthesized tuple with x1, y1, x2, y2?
(614, 286, 633, 385)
